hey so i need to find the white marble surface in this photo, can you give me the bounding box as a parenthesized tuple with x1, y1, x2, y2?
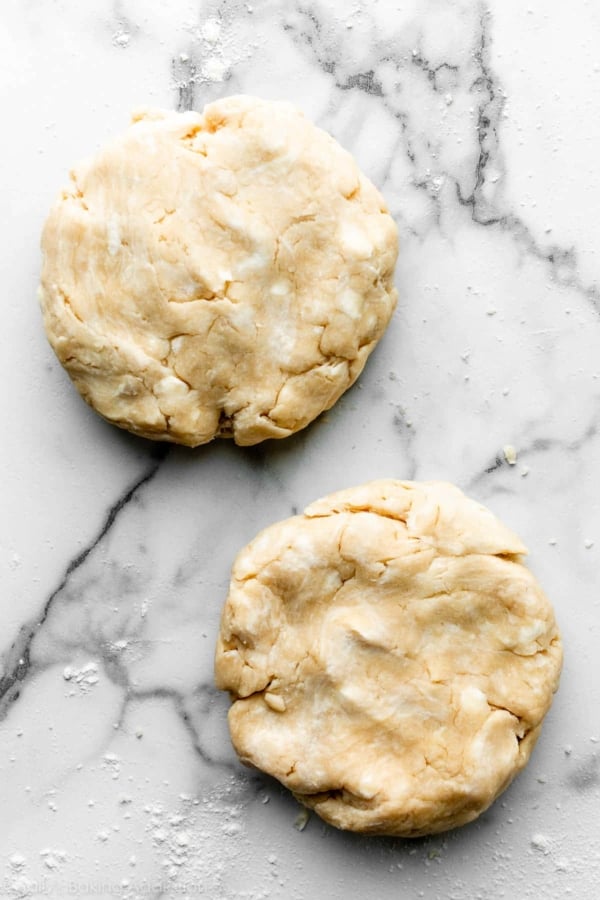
(1, 0, 599, 897)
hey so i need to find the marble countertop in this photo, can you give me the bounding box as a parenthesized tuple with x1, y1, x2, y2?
(1, 1, 599, 897)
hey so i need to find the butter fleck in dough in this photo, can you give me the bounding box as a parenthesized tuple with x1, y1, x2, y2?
(215, 480, 562, 837)
(40, 96, 398, 446)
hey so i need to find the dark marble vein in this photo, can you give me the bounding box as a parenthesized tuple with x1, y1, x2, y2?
(173, 52, 198, 112)
(454, 11, 600, 313)
(409, 53, 458, 94)
(120, 683, 243, 775)
(466, 397, 600, 492)
(0, 446, 169, 721)
(338, 70, 383, 97)
(283, 7, 383, 97)
(456, 13, 502, 221)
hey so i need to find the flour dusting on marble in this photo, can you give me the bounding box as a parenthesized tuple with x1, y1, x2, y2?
(173, 11, 262, 108)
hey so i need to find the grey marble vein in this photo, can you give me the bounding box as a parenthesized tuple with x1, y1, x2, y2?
(0, 446, 168, 720)
(284, 2, 599, 312)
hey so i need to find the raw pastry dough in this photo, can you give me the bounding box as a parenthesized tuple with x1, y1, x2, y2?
(40, 96, 398, 446)
(215, 480, 562, 836)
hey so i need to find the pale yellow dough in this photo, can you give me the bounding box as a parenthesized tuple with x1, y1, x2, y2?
(215, 480, 562, 836)
(40, 96, 398, 446)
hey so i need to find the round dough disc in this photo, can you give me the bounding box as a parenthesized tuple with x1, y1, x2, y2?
(40, 96, 398, 447)
(215, 480, 562, 836)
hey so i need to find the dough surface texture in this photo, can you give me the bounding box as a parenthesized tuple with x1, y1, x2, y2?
(40, 96, 398, 446)
(215, 480, 562, 836)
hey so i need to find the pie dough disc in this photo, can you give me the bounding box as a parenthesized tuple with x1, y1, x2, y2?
(39, 96, 398, 446)
(215, 480, 562, 836)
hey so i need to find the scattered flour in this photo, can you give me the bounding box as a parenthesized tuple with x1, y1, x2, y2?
(202, 57, 229, 82)
(200, 17, 221, 43)
(3, 856, 38, 899)
(117, 777, 256, 898)
(176, 14, 258, 90)
(39, 848, 66, 871)
(112, 30, 131, 49)
(101, 752, 122, 780)
(531, 833, 552, 855)
(62, 661, 99, 694)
